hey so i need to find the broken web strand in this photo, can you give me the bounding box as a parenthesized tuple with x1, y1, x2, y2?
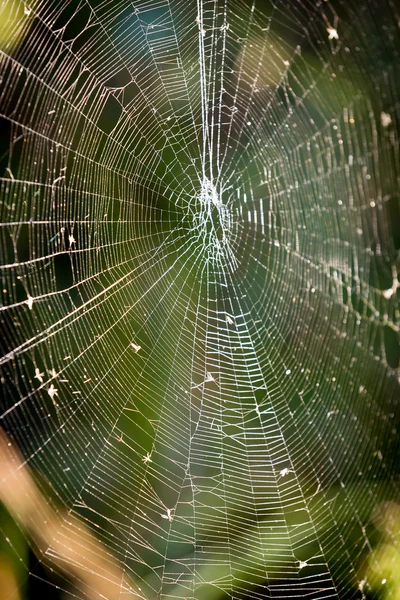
(0, 0, 399, 599)
(190, 261, 338, 597)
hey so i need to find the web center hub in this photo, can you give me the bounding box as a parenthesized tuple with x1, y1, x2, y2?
(192, 178, 232, 261)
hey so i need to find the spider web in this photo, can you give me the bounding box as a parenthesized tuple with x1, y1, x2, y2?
(0, 0, 399, 598)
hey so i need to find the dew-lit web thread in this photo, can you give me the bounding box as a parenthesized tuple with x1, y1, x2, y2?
(0, 0, 399, 599)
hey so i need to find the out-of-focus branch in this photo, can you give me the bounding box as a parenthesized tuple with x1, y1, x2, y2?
(0, 429, 138, 600)
(0, 552, 21, 600)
